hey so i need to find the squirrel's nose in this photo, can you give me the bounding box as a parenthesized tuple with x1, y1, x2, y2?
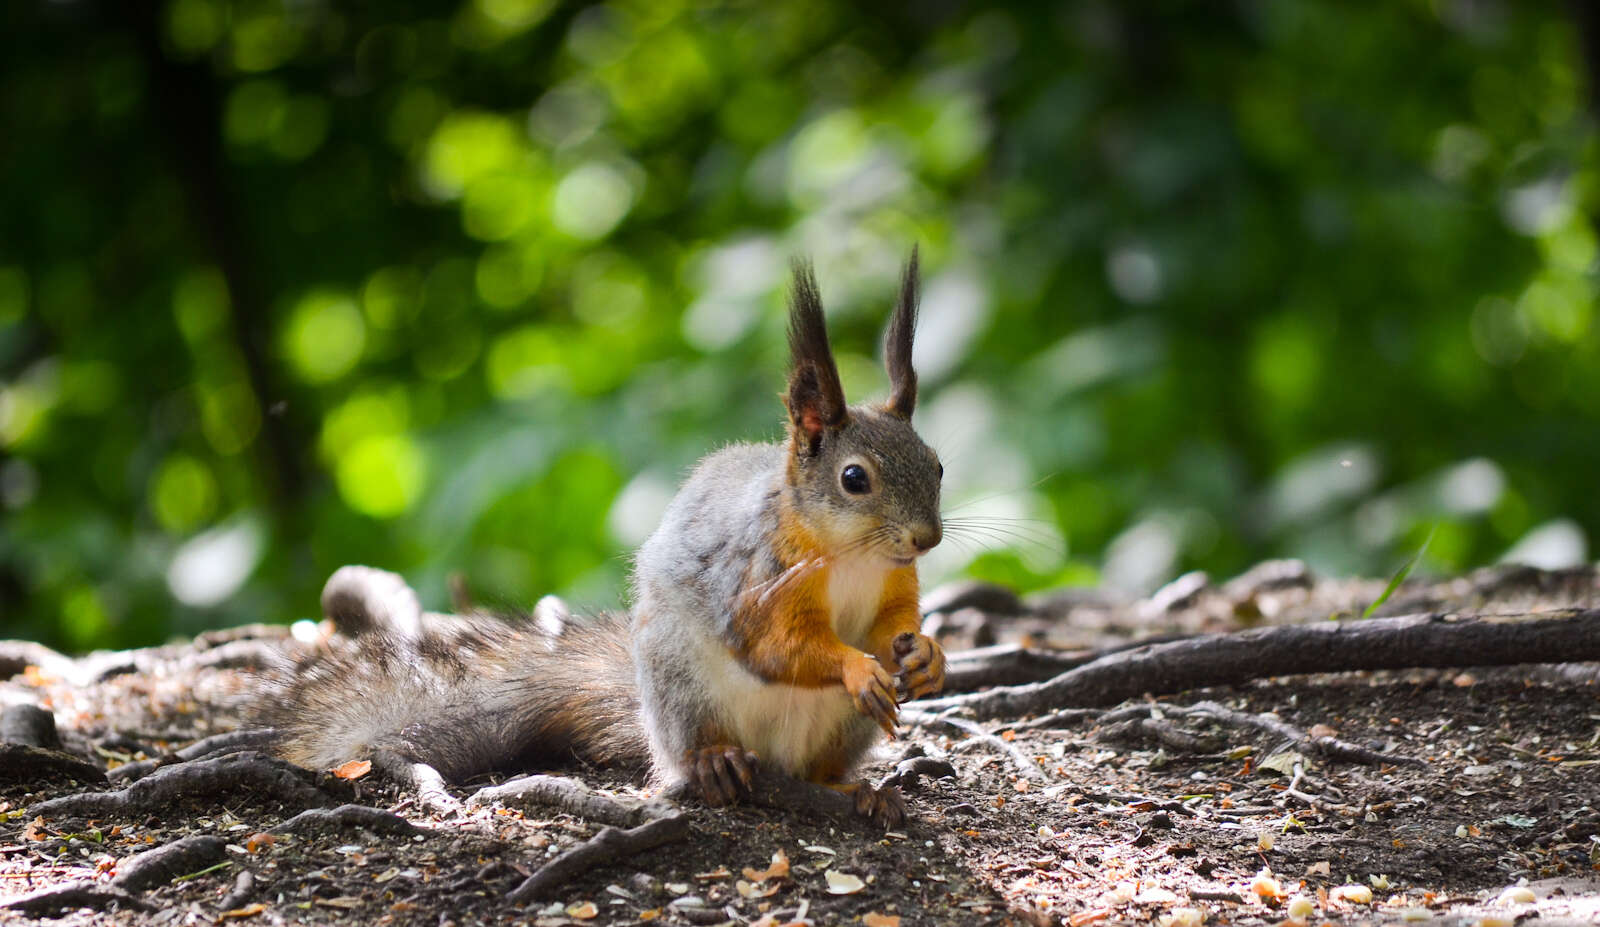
(911, 523, 942, 553)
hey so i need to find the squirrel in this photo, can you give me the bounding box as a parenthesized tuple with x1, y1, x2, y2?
(258, 249, 947, 825)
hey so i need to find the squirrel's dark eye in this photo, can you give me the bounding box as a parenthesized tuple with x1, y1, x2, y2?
(841, 464, 870, 495)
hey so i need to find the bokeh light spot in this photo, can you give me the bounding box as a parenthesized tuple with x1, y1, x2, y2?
(0, 267, 29, 325)
(151, 453, 219, 534)
(173, 267, 230, 342)
(551, 162, 636, 240)
(463, 172, 543, 241)
(337, 433, 427, 518)
(284, 291, 365, 384)
(166, 0, 226, 57)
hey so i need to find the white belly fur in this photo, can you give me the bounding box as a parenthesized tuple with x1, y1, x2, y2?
(701, 635, 858, 775)
(702, 556, 890, 775)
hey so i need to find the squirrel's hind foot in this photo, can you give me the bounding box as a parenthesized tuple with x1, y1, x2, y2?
(827, 780, 907, 828)
(684, 745, 758, 808)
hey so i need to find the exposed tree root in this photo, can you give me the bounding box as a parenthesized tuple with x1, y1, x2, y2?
(110, 835, 227, 892)
(0, 640, 80, 684)
(372, 750, 461, 817)
(216, 869, 257, 911)
(914, 609, 1600, 720)
(505, 812, 691, 904)
(2, 703, 61, 749)
(938, 643, 1092, 691)
(272, 803, 421, 836)
(0, 880, 153, 916)
(468, 774, 670, 827)
(109, 728, 281, 782)
(0, 743, 107, 786)
(30, 750, 326, 820)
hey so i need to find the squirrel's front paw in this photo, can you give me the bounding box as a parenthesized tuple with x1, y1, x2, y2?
(891, 632, 946, 700)
(684, 745, 758, 808)
(841, 651, 899, 737)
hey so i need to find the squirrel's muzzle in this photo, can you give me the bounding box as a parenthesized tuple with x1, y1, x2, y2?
(911, 523, 942, 553)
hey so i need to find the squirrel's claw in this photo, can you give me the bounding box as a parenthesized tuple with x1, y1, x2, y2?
(831, 780, 908, 828)
(686, 745, 759, 808)
(890, 632, 947, 701)
(842, 651, 899, 737)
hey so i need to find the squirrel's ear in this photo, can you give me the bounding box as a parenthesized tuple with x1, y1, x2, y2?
(785, 259, 847, 455)
(883, 245, 919, 420)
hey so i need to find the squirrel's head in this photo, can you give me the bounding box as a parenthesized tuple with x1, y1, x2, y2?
(782, 248, 943, 565)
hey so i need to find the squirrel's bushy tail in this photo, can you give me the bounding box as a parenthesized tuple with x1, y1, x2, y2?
(256, 566, 649, 782)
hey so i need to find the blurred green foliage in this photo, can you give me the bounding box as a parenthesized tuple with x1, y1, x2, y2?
(2, 0, 1598, 651)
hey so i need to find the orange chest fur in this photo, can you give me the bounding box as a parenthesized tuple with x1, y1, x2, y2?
(742, 509, 919, 652)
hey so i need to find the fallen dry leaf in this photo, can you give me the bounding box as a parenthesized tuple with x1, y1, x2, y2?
(742, 849, 790, 882)
(863, 913, 902, 927)
(736, 879, 780, 899)
(1135, 887, 1179, 905)
(313, 897, 361, 909)
(638, 909, 660, 921)
(1331, 884, 1373, 904)
(825, 870, 866, 894)
(694, 867, 732, 881)
(1069, 907, 1111, 926)
(243, 833, 277, 853)
(217, 902, 267, 921)
(331, 760, 371, 780)
(566, 901, 598, 919)
(1251, 871, 1287, 901)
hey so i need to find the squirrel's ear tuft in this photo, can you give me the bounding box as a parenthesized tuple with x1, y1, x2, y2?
(883, 245, 919, 420)
(785, 259, 847, 454)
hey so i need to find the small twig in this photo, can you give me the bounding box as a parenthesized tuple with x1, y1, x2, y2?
(1009, 708, 1110, 731)
(1095, 716, 1221, 754)
(172, 861, 232, 882)
(505, 813, 691, 904)
(903, 710, 1046, 782)
(1279, 762, 1348, 814)
(468, 774, 669, 827)
(1174, 701, 1425, 768)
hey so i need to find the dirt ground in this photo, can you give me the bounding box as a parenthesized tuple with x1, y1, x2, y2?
(2, 563, 1598, 926)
